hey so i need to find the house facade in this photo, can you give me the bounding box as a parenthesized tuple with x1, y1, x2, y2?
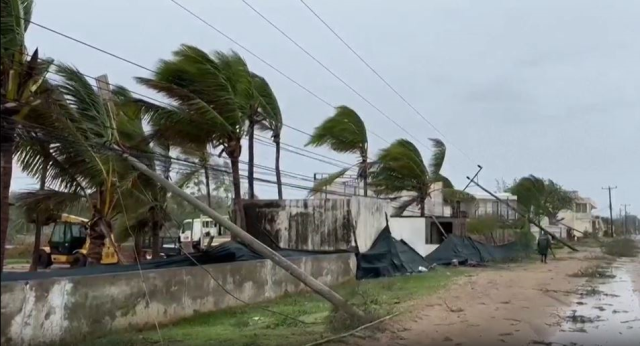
(557, 193, 598, 237)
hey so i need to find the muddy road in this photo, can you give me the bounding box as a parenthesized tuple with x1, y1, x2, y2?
(340, 243, 639, 346)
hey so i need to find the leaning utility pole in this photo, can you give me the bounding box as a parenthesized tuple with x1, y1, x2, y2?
(467, 177, 579, 252)
(602, 186, 617, 238)
(621, 204, 631, 236)
(118, 148, 364, 318)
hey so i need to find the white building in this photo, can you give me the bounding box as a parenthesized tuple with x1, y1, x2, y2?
(557, 193, 598, 237)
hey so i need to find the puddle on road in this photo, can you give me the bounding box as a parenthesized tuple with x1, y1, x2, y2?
(551, 261, 640, 346)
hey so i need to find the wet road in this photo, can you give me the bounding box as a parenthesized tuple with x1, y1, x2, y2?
(551, 255, 640, 345)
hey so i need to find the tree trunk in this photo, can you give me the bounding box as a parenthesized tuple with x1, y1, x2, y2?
(247, 118, 255, 200)
(228, 144, 245, 230)
(274, 134, 283, 200)
(362, 159, 368, 197)
(419, 198, 426, 217)
(203, 164, 212, 208)
(30, 147, 49, 272)
(0, 130, 15, 274)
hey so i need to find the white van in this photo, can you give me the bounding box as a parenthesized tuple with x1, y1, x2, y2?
(180, 216, 231, 251)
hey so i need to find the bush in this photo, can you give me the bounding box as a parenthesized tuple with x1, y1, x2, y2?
(467, 215, 500, 236)
(601, 238, 639, 258)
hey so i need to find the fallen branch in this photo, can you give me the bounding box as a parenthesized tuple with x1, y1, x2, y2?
(303, 312, 401, 346)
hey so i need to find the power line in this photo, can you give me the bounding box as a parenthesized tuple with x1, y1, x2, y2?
(298, 0, 477, 164)
(16, 50, 363, 172)
(238, 0, 430, 150)
(23, 17, 389, 145)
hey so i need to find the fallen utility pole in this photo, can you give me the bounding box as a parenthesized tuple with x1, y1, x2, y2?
(466, 177, 579, 252)
(119, 148, 364, 318)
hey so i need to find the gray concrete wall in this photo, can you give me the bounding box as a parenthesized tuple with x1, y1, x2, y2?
(244, 197, 392, 252)
(1, 253, 356, 346)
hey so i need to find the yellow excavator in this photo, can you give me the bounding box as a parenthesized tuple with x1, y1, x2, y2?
(38, 214, 119, 268)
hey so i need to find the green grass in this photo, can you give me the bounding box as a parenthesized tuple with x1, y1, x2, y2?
(4, 258, 30, 265)
(88, 268, 466, 346)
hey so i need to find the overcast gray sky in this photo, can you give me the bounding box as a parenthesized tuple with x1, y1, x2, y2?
(12, 0, 639, 216)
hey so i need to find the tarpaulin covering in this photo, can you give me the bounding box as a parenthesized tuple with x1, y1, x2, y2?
(425, 235, 525, 266)
(1, 241, 346, 282)
(356, 226, 429, 280)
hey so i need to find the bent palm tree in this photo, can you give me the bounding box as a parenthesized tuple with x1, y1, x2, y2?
(136, 45, 250, 228)
(251, 73, 283, 199)
(370, 138, 472, 216)
(1, 0, 52, 271)
(305, 106, 368, 196)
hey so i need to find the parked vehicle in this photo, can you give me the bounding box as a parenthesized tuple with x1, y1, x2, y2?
(180, 216, 231, 252)
(38, 214, 119, 268)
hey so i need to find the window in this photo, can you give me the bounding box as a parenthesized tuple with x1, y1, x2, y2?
(575, 203, 588, 213)
(182, 220, 193, 233)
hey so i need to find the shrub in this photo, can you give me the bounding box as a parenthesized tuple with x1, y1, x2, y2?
(601, 238, 639, 258)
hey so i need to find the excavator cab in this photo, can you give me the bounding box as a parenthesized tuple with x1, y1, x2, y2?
(38, 214, 119, 268)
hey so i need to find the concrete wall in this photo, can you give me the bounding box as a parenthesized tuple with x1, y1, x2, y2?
(244, 197, 392, 252)
(1, 254, 356, 346)
(388, 217, 438, 256)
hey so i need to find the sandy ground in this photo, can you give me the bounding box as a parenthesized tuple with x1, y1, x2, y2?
(338, 246, 638, 346)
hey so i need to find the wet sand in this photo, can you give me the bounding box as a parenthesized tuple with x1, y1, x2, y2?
(335, 245, 639, 346)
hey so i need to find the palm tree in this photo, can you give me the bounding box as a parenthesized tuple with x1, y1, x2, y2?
(136, 45, 251, 228)
(15, 64, 168, 264)
(1, 0, 53, 271)
(370, 138, 471, 216)
(305, 106, 368, 196)
(250, 73, 282, 200)
(508, 175, 574, 225)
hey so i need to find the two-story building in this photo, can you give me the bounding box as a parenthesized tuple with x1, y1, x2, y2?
(557, 193, 598, 237)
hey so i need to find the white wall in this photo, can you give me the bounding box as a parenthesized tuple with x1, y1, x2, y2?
(349, 197, 394, 252)
(388, 217, 438, 257)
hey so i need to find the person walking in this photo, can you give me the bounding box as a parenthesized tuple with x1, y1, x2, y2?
(537, 233, 552, 264)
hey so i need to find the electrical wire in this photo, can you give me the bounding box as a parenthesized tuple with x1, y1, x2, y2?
(25, 16, 390, 145)
(15, 49, 364, 173)
(298, 0, 477, 164)
(238, 0, 430, 150)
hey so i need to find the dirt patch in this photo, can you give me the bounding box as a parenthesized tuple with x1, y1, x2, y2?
(332, 247, 609, 346)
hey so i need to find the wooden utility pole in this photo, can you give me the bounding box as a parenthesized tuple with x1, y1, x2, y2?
(467, 177, 579, 252)
(601, 186, 617, 237)
(621, 204, 631, 235)
(119, 148, 364, 318)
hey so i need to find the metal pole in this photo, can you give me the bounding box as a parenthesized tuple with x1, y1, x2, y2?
(119, 148, 364, 318)
(466, 176, 579, 252)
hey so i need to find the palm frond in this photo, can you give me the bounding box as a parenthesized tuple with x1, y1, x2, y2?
(369, 139, 428, 196)
(14, 189, 86, 215)
(175, 165, 203, 190)
(428, 138, 446, 176)
(1, 0, 33, 55)
(306, 106, 367, 155)
(390, 195, 420, 216)
(251, 72, 282, 132)
(307, 167, 350, 197)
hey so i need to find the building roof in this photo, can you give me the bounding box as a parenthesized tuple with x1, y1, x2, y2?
(472, 192, 517, 201)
